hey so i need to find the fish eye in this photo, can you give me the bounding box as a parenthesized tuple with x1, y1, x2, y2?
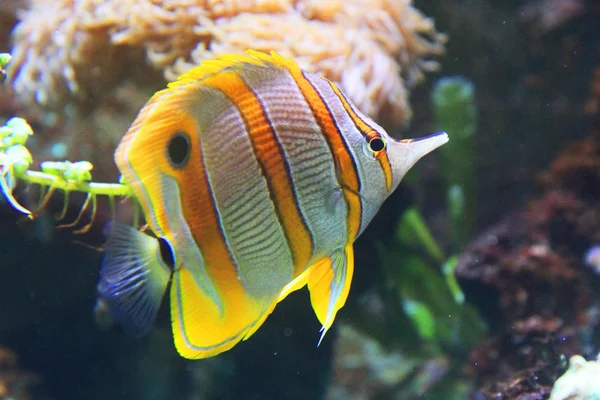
(363, 136, 386, 160)
(167, 132, 191, 168)
(158, 237, 175, 269)
(368, 137, 386, 153)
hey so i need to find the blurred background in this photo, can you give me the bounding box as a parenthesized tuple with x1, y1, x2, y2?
(0, 0, 599, 399)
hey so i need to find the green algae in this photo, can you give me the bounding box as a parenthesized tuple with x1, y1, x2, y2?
(432, 76, 477, 249)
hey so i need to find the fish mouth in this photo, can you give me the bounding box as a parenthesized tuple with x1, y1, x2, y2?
(387, 131, 449, 189)
(399, 131, 449, 144)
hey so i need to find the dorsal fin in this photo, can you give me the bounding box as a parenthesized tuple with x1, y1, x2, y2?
(117, 50, 300, 169)
(168, 50, 301, 89)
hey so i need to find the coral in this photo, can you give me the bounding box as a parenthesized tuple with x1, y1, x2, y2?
(456, 189, 597, 398)
(7, 0, 445, 126)
(550, 354, 600, 400)
(455, 125, 600, 397)
(467, 335, 566, 399)
(454, 70, 600, 397)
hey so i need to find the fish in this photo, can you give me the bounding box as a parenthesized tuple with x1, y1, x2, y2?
(97, 50, 448, 359)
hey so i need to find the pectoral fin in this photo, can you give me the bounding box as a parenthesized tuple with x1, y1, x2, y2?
(306, 243, 355, 345)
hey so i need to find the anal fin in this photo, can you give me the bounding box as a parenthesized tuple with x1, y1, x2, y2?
(171, 267, 276, 359)
(277, 269, 310, 303)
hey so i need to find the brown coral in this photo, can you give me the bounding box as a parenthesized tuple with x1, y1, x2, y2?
(455, 130, 600, 398)
(7, 0, 445, 126)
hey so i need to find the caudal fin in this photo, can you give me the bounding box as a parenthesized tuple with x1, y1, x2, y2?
(97, 222, 171, 337)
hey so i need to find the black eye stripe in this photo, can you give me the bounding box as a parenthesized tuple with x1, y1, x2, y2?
(167, 132, 190, 168)
(368, 137, 385, 152)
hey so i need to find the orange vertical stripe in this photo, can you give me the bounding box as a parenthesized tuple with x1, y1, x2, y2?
(143, 114, 240, 290)
(135, 111, 267, 350)
(328, 83, 393, 191)
(203, 71, 313, 276)
(118, 101, 257, 332)
(284, 70, 362, 240)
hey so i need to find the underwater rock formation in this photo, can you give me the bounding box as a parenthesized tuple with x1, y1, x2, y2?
(7, 0, 445, 126)
(456, 121, 600, 397)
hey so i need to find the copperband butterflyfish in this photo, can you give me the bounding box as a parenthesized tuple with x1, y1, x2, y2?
(97, 50, 448, 359)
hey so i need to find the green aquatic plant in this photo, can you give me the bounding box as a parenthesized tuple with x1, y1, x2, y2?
(432, 76, 477, 249)
(381, 206, 485, 354)
(380, 76, 482, 350)
(382, 77, 485, 346)
(347, 77, 482, 396)
(0, 52, 134, 231)
(378, 78, 479, 352)
(396, 207, 445, 264)
(0, 116, 134, 232)
(0, 53, 10, 83)
(345, 204, 486, 398)
(1, 50, 133, 230)
(374, 205, 486, 399)
(373, 76, 482, 351)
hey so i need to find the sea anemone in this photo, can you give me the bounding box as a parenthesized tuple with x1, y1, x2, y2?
(7, 0, 446, 126)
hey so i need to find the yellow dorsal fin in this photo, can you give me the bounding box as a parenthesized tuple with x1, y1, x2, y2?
(168, 50, 301, 90)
